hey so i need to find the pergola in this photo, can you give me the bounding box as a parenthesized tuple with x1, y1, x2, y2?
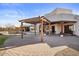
(19, 16, 51, 42)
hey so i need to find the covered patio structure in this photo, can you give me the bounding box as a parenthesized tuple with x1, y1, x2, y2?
(19, 16, 50, 42)
(50, 21, 77, 35)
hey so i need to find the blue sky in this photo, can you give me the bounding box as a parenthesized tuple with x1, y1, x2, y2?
(0, 3, 79, 26)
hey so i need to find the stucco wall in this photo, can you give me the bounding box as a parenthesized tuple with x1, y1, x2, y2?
(74, 15, 79, 36)
(55, 24, 61, 34)
(74, 22, 79, 36)
(55, 23, 74, 34)
(36, 24, 40, 32)
(30, 24, 40, 33)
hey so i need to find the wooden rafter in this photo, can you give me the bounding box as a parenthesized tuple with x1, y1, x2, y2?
(48, 23, 51, 35)
(60, 22, 64, 34)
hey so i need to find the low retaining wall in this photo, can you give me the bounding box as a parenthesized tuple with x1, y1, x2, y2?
(0, 31, 8, 35)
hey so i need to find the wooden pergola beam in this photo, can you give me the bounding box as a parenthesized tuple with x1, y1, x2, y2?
(60, 22, 64, 34)
(21, 22, 23, 39)
(40, 17, 50, 24)
(40, 16, 50, 42)
(34, 24, 37, 36)
(40, 18, 44, 42)
(48, 23, 51, 35)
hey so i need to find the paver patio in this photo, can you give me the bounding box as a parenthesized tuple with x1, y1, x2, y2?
(45, 35, 79, 51)
(0, 34, 79, 56)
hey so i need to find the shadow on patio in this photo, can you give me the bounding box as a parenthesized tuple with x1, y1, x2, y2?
(44, 35, 79, 51)
(3, 34, 43, 49)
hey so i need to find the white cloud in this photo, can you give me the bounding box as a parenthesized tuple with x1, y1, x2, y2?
(0, 9, 27, 26)
(0, 9, 27, 18)
(1, 3, 22, 7)
(73, 10, 79, 15)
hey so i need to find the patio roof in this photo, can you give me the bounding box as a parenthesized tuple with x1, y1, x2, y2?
(19, 16, 50, 24)
(44, 14, 77, 22)
(51, 20, 77, 24)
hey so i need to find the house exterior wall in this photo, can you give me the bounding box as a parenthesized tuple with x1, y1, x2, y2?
(36, 24, 40, 32)
(74, 22, 79, 36)
(55, 24, 61, 34)
(74, 16, 79, 36)
(54, 23, 74, 34)
(29, 24, 40, 33)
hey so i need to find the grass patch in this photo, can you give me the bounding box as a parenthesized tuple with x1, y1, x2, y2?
(0, 35, 8, 46)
